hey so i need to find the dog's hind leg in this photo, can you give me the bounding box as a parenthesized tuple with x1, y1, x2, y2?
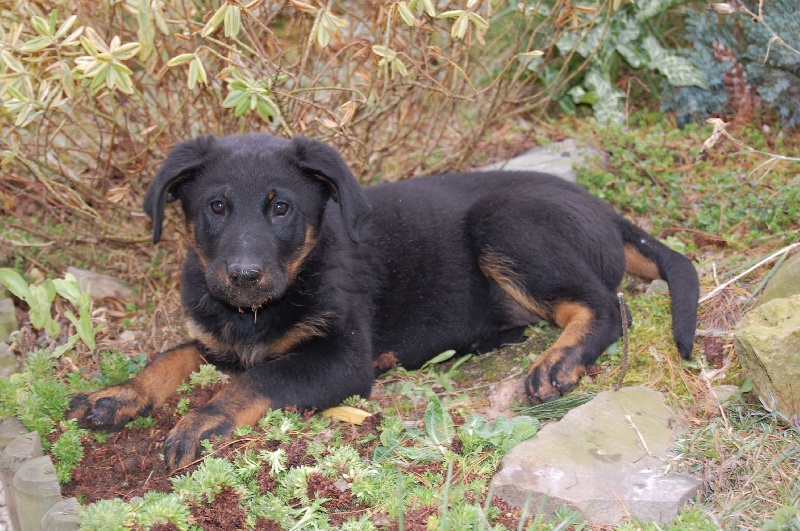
(522, 297, 621, 403)
(479, 250, 623, 402)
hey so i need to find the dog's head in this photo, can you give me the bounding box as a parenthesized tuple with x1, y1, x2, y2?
(143, 134, 371, 309)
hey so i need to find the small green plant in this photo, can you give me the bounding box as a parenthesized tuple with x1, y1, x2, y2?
(94, 350, 146, 387)
(78, 498, 135, 530)
(135, 491, 192, 531)
(0, 269, 99, 357)
(0, 349, 71, 436)
(50, 419, 87, 483)
(188, 363, 228, 387)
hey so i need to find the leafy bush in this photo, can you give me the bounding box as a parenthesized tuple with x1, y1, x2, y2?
(525, 0, 707, 125)
(0, 0, 585, 254)
(0, 269, 98, 357)
(662, 0, 800, 128)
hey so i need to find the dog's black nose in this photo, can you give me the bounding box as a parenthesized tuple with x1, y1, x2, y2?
(227, 264, 263, 286)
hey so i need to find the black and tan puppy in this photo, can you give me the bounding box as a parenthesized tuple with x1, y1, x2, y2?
(69, 134, 699, 469)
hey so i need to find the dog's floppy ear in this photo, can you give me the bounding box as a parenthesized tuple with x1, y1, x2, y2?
(290, 136, 371, 243)
(143, 135, 216, 244)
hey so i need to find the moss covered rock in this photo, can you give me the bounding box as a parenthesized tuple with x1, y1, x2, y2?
(735, 295, 800, 424)
(760, 252, 800, 305)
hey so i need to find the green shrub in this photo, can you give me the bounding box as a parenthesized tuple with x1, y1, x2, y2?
(662, 0, 800, 128)
(524, 0, 707, 125)
(0, 0, 584, 253)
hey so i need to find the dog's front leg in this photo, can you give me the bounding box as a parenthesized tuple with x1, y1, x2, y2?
(162, 376, 271, 470)
(67, 342, 204, 431)
(163, 342, 374, 470)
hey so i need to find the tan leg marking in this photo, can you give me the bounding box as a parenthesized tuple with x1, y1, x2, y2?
(165, 383, 272, 470)
(526, 301, 595, 402)
(624, 244, 661, 280)
(68, 344, 204, 431)
(479, 251, 550, 318)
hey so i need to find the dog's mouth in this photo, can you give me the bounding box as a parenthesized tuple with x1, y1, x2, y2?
(236, 303, 270, 323)
(206, 278, 282, 312)
(217, 291, 277, 312)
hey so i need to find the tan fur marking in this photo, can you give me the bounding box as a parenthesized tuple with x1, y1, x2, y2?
(549, 301, 594, 352)
(286, 226, 318, 284)
(197, 391, 270, 435)
(268, 314, 331, 356)
(138, 344, 205, 406)
(526, 301, 595, 400)
(185, 222, 208, 272)
(68, 343, 205, 428)
(186, 319, 230, 355)
(479, 251, 550, 319)
(624, 244, 661, 280)
(166, 388, 272, 468)
(188, 314, 332, 368)
(226, 393, 272, 428)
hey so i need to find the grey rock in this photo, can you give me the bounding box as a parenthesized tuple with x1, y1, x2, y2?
(707, 385, 738, 407)
(41, 497, 81, 531)
(645, 279, 670, 296)
(760, 252, 800, 304)
(13, 455, 61, 531)
(734, 295, 800, 424)
(491, 386, 701, 526)
(66, 266, 134, 301)
(0, 298, 17, 344)
(0, 419, 27, 450)
(479, 139, 603, 183)
(0, 342, 18, 380)
(1, 432, 43, 531)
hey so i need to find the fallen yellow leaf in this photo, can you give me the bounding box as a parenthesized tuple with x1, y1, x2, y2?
(322, 406, 372, 425)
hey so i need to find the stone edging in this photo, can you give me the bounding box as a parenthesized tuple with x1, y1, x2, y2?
(0, 418, 80, 531)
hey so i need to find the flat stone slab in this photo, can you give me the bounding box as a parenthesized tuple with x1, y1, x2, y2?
(479, 139, 603, 183)
(491, 386, 701, 526)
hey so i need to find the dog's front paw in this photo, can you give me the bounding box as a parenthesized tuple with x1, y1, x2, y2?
(163, 408, 234, 471)
(67, 385, 154, 432)
(525, 350, 586, 404)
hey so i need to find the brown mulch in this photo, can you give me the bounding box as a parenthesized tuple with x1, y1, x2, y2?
(60, 383, 225, 503)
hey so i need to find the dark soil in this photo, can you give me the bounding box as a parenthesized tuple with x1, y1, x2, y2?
(60, 382, 225, 503)
(191, 485, 247, 530)
(54, 382, 536, 530)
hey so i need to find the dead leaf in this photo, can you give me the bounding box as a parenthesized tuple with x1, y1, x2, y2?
(322, 406, 372, 425)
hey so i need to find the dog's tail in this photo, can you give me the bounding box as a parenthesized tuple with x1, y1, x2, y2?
(618, 219, 699, 359)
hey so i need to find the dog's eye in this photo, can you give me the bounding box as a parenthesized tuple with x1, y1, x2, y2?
(210, 200, 226, 215)
(273, 201, 289, 216)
